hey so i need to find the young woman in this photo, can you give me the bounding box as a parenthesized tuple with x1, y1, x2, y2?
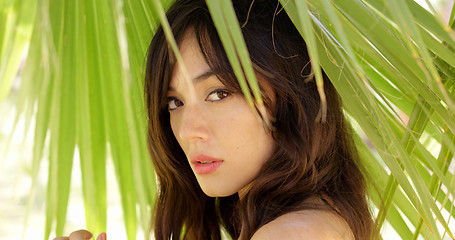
(57, 0, 373, 239)
(145, 0, 373, 239)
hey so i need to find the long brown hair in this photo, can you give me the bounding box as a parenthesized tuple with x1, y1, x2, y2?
(145, 0, 373, 239)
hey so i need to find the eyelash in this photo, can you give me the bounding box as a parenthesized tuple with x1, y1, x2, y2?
(167, 97, 183, 111)
(206, 89, 232, 102)
(167, 89, 232, 111)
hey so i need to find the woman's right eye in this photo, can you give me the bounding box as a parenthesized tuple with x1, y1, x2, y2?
(167, 97, 183, 111)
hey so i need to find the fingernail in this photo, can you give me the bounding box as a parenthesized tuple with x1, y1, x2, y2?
(97, 232, 106, 240)
(86, 232, 93, 239)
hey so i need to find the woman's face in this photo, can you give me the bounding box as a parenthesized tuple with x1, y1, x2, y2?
(167, 31, 275, 197)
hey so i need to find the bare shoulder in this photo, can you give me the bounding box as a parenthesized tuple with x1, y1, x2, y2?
(251, 210, 354, 240)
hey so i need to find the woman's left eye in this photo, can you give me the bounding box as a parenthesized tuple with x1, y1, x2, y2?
(206, 89, 231, 102)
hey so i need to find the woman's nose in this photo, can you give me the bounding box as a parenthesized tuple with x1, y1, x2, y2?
(177, 104, 210, 142)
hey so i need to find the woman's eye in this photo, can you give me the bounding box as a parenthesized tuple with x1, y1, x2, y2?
(206, 89, 231, 102)
(167, 97, 183, 111)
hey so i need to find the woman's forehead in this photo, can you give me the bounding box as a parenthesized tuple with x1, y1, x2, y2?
(169, 30, 212, 90)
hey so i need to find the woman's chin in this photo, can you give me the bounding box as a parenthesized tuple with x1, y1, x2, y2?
(201, 188, 237, 198)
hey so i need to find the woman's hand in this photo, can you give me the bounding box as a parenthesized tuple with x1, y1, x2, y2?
(53, 230, 106, 240)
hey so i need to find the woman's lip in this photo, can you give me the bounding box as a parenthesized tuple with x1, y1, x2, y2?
(190, 154, 222, 164)
(190, 154, 223, 174)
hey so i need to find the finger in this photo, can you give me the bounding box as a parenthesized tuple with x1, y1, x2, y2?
(96, 232, 106, 240)
(54, 237, 69, 240)
(69, 230, 93, 240)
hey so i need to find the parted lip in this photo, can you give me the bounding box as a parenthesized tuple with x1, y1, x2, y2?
(190, 154, 223, 164)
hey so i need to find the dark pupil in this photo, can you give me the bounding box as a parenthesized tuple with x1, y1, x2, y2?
(217, 91, 226, 99)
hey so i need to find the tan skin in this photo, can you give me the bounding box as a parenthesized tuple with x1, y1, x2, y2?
(250, 209, 354, 240)
(54, 230, 105, 240)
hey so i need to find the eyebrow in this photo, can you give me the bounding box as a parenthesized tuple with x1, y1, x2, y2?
(168, 70, 216, 91)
